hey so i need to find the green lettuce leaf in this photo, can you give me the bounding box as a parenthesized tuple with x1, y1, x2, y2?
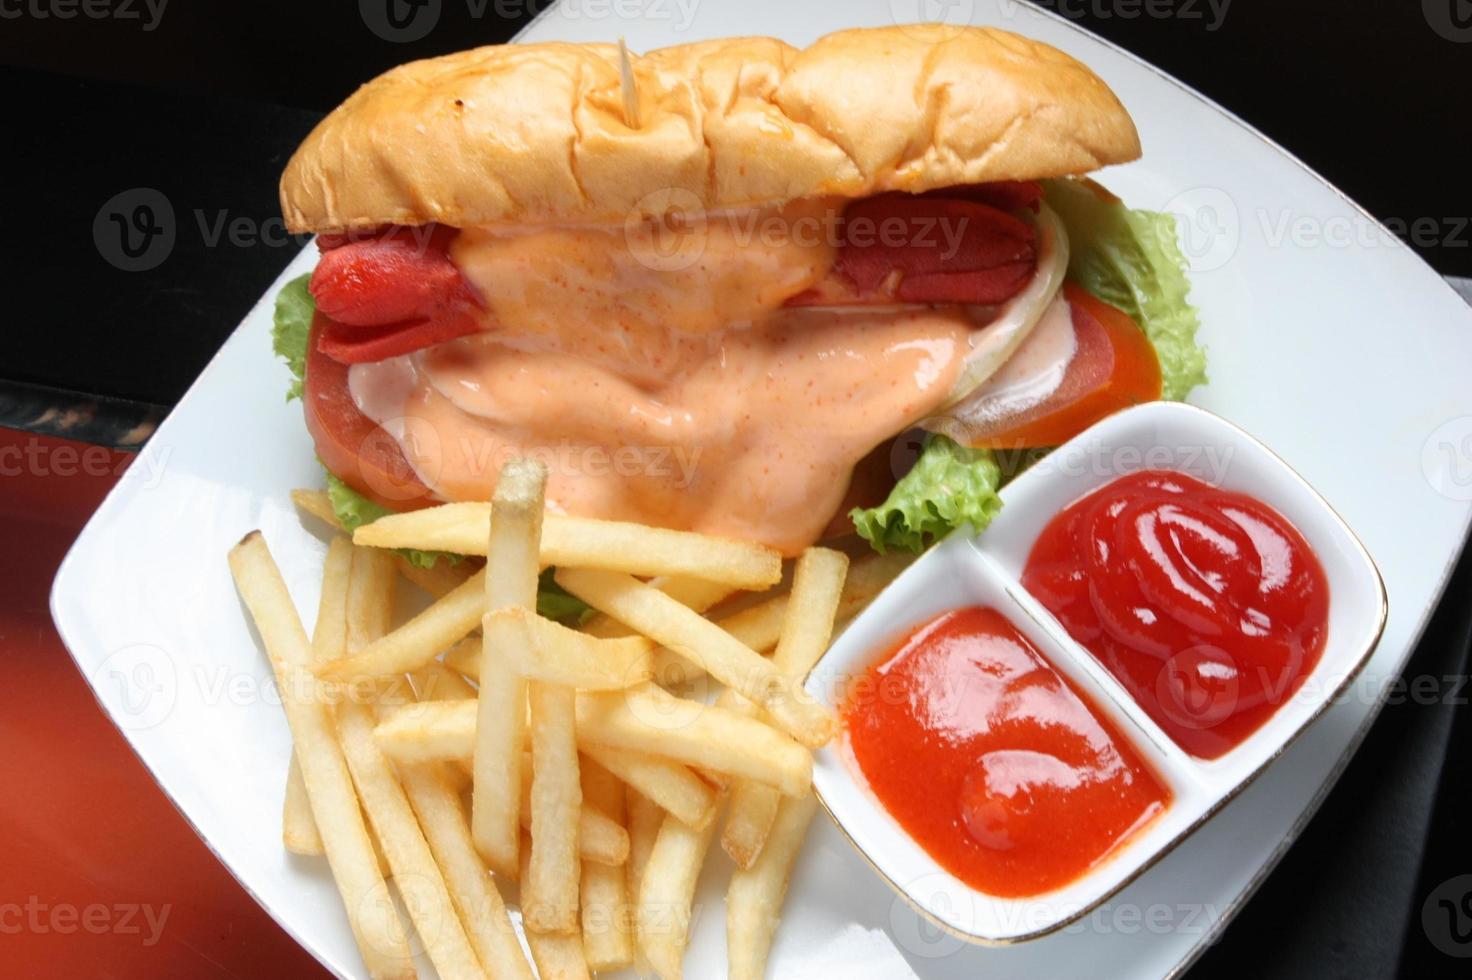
(1043, 178, 1208, 401)
(851, 435, 1003, 554)
(272, 273, 314, 401)
(536, 569, 595, 626)
(324, 472, 459, 570)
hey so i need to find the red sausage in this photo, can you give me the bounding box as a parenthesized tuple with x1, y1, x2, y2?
(310, 225, 478, 328)
(786, 188, 1039, 307)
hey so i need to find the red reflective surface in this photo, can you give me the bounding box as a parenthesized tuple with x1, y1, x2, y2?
(1022, 470, 1331, 759)
(1, 426, 327, 980)
(841, 606, 1170, 898)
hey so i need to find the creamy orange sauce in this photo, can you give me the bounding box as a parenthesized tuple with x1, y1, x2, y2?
(348, 203, 983, 554)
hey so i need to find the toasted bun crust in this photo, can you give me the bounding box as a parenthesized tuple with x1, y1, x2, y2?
(281, 25, 1139, 233)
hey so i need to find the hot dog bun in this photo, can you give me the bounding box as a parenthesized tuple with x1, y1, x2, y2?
(280, 24, 1139, 233)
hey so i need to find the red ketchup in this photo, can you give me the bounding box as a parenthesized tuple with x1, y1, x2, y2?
(842, 606, 1170, 898)
(1021, 470, 1330, 759)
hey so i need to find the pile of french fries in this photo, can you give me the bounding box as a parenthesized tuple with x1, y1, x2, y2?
(229, 460, 905, 979)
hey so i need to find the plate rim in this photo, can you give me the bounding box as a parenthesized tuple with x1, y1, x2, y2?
(46, 5, 1472, 978)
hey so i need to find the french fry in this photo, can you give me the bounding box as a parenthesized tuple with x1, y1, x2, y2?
(489, 606, 652, 690)
(410, 661, 478, 702)
(355, 503, 781, 589)
(646, 591, 787, 688)
(447, 615, 656, 691)
(373, 699, 480, 763)
(580, 744, 717, 830)
(318, 568, 488, 681)
(519, 835, 592, 980)
(575, 688, 812, 797)
(652, 550, 908, 688)
(338, 700, 487, 980)
(282, 752, 323, 855)
(442, 635, 482, 680)
(312, 536, 355, 663)
(346, 545, 398, 654)
(374, 701, 715, 828)
(625, 789, 663, 977)
(398, 762, 535, 980)
(228, 533, 414, 980)
(836, 550, 911, 619)
(518, 761, 628, 867)
(472, 458, 546, 878)
(637, 805, 721, 980)
(339, 543, 486, 980)
(291, 488, 342, 529)
(579, 759, 635, 972)
(368, 815, 394, 877)
(723, 548, 847, 868)
(526, 679, 582, 934)
(582, 575, 737, 639)
(726, 793, 820, 980)
(283, 537, 358, 856)
(556, 569, 836, 748)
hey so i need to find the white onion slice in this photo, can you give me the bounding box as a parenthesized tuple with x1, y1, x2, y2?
(942, 201, 1070, 406)
(946, 290, 1076, 434)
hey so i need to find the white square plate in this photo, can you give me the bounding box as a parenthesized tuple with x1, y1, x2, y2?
(808, 402, 1386, 943)
(52, 2, 1472, 977)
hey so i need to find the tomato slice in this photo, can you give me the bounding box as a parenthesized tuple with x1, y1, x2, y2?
(302, 311, 438, 511)
(952, 283, 1163, 448)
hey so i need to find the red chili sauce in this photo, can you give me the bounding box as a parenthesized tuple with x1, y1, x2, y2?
(1021, 470, 1331, 759)
(842, 606, 1170, 898)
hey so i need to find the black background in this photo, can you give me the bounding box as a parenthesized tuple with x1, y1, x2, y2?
(2, 2, 1469, 977)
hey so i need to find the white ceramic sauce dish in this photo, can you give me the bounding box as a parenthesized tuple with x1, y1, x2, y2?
(805, 401, 1387, 945)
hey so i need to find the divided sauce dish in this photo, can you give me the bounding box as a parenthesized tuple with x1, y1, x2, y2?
(805, 401, 1387, 944)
